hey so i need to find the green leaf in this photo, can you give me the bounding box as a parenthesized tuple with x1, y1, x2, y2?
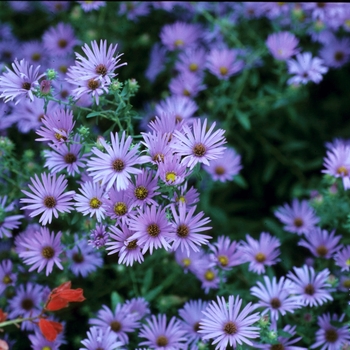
(236, 110, 251, 130)
(86, 111, 102, 119)
(111, 291, 123, 309)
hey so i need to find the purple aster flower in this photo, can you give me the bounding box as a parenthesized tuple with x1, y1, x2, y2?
(128, 205, 173, 255)
(287, 52, 328, 85)
(208, 235, 244, 270)
(0, 259, 16, 295)
(148, 113, 184, 142)
(0, 59, 44, 105)
(171, 118, 226, 170)
(203, 147, 242, 182)
(36, 108, 75, 146)
(43, 134, 89, 176)
(198, 295, 260, 350)
(88, 223, 108, 249)
(43, 22, 80, 57)
(169, 204, 211, 256)
(178, 299, 209, 347)
(20, 172, 75, 225)
(319, 36, 350, 69)
(240, 232, 281, 274)
(175, 46, 207, 76)
(67, 234, 103, 277)
(29, 328, 66, 350)
(171, 183, 200, 209)
(160, 21, 201, 51)
(77, 1, 106, 12)
(138, 314, 187, 349)
(80, 326, 123, 350)
(0, 37, 20, 65)
(157, 154, 189, 186)
(155, 95, 198, 124)
(141, 131, 174, 164)
(274, 198, 320, 235)
(87, 131, 147, 191)
(206, 48, 244, 80)
(299, 227, 342, 259)
(250, 276, 302, 329)
(18, 226, 63, 276)
(126, 169, 160, 208)
(169, 71, 206, 98)
(89, 304, 139, 345)
(0, 195, 24, 238)
(266, 31, 299, 60)
(334, 245, 350, 271)
(311, 313, 350, 350)
(21, 39, 49, 68)
(338, 274, 350, 292)
(66, 40, 126, 87)
(175, 248, 208, 274)
(194, 264, 222, 294)
(103, 187, 136, 223)
(286, 265, 333, 307)
(118, 2, 150, 21)
(40, 1, 71, 13)
(74, 181, 107, 223)
(145, 42, 167, 82)
(254, 324, 307, 350)
(8, 283, 44, 331)
(322, 143, 350, 190)
(106, 222, 144, 266)
(124, 297, 150, 321)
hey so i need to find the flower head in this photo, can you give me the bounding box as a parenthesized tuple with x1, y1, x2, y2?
(334, 245, 350, 271)
(0, 195, 24, 238)
(88, 223, 108, 249)
(319, 36, 350, 68)
(0, 259, 16, 295)
(80, 326, 123, 350)
(266, 31, 299, 60)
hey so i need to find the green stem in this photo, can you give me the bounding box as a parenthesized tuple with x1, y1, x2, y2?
(0, 316, 36, 328)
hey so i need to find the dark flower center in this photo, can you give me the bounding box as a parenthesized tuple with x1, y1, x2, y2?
(220, 66, 228, 76)
(95, 64, 107, 76)
(73, 252, 84, 263)
(60, 90, 69, 99)
(183, 88, 191, 97)
(54, 130, 67, 141)
(21, 298, 34, 311)
(177, 224, 189, 238)
(271, 344, 284, 350)
(110, 321, 121, 332)
(64, 152, 77, 164)
(337, 165, 348, 175)
(135, 186, 148, 200)
(193, 321, 200, 332)
(22, 82, 31, 90)
(126, 240, 138, 250)
(215, 166, 226, 175)
(44, 196, 57, 208)
(156, 335, 168, 346)
(342, 279, 350, 288)
(325, 329, 338, 342)
(114, 202, 127, 216)
(255, 252, 266, 263)
(88, 78, 99, 90)
(189, 63, 198, 72)
(31, 53, 41, 61)
(302, 72, 309, 78)
(3, 275, 12, 284)
(223, 321, 237, 335)
(58, 39, 68, 48)
(174, 39, 184, 47)
(317, 2, 326, 8)
(112, 159, 125, 172)
(147, 223, 160, 237)
(193, 143, 206, 157)
(204, 270, 215, 281)
(218, 255, 229, 267)
(334, 51, 344, 62)
(59, 65, 68, 74)
(316, 245, 328, 257)
(270, 297, 281, 309)
(38, 114, 45, 122)
(42, 246, 55, 259)
(293, 217, 304, 227)
(90, 197, 102, 209)
(152, 153, 165, 163)
(304, 283, 315, 295)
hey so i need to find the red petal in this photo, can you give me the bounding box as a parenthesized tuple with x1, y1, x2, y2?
(39, 318, 63, 342)
(45, 297, 69, 311)
(51, 281, 72, 295)
(57, 288, 86, 302)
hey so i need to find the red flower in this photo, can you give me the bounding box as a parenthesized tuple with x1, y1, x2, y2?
(0, 309, 7, 323)
(45, 281, 85, 311)
(39, 318, 63, 342)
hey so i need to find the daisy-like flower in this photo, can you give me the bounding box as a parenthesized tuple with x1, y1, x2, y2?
(298, 227, 342, 259)
(74, 181, 107, 223)
(20, 173, 75, 226)
(286, 265, 333, 307)
(287, 52, 328, 85)
(36, 108, 76, 146)
(160, 21, 201, 51)
(319, 36, 350, 68)
(0, 259, 16, 295)
(43, 134, 89, 176)
(21, 40, 49, 67)
(206, 48, 244, 80)
(67, 234, 103, 277)
(240, 232, 281, 274)
(157, 154, 189, 186)
(148, 112, 184, 138)
(175, 248, 209, 274)
(266, 31, 299, 60)
(171, 183, 200, 210)
(171, 118, 226, 169)
(0, 195, 24, 238)
(203, 147, 242, 182)
(169, 71, 206, 98)
(274, 198, 320, 235)
(66, 40, 126, 86)
(209, 235, 244, 270)
(138, 314, 187, 349)
(18, 227, 63, 276)
(250, 276, 302, 329)
(175, 47, 207, 76)
(124, 297, 150, 322)
(322, 143, 350, 190)
(89, 304, 139, 345)
(29, 329, 66, 350)
(42, 22, 80, 57)
(198, 295, 260, 350)
(128, 205, 172, 255)
(311, 313, 350, 350)
(334, 245, 350, 271)
(77, 1, 106, 12)
(0, 58, 43, 105)
(194, 265, 222, 294)
(87, 131, 147, 191)
(178, 299, 209, 347)
(88, 223, 108, 249)
(141, 131, 173, 164)
(80, 326, 123, 350)
(106, 222, 144, 266)
(169, 204, 211, 256)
